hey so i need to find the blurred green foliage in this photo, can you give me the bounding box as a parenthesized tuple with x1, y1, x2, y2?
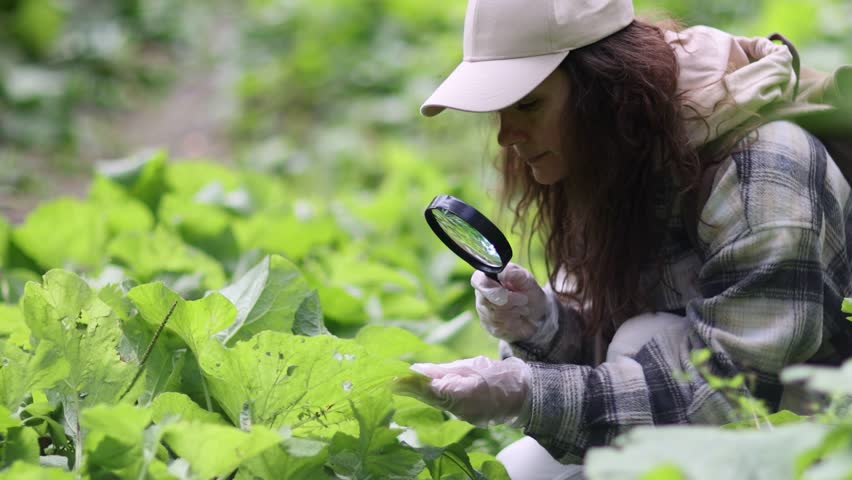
(1, 2, 851, 476)
(0, 0, 198, 157)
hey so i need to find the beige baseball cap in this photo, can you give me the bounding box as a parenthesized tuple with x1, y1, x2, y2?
(421, 0, 635, 116)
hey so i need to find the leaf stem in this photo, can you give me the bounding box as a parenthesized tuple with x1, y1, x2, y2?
(120, 301, 178, 401)
(200, 369, 213, 412)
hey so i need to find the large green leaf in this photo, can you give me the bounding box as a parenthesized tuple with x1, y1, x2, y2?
(354, 325, 456, 364)
(108, 226, 226, 290)
(12, 198, 108, 271)
(20, 270, 137, 440)
(238, 443, 331, 480)
(80, 403, 155, 479)
(119, 309, 188, 406)
(161, 421, 282, 479)
(127, 282, 233, 366)
(151, 392, 225, 425)
(584, 423, 829, 480)
(216, 255, 326, 344)
(328, 391, 425, 479)
(201, 331, 410, 438)
(0, 341, 69, 411)
(233, 211, 343, 261)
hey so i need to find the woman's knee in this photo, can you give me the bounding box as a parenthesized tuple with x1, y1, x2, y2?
(607, 312, 688, 361)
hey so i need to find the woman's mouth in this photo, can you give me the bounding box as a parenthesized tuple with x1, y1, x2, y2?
(526, 152, 547, 164)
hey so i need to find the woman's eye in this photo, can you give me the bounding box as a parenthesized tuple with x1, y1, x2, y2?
(517, 99, 539, 111)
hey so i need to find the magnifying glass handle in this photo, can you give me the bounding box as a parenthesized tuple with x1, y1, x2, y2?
(486, 271, 502, 285)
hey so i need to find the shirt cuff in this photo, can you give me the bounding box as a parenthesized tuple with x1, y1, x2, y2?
(523, 362, 589, 464)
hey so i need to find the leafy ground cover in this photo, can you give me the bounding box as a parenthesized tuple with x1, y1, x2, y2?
(0, 150, 526, 479)
(1, 150, 851, 479)
(2, 0, 852, 478)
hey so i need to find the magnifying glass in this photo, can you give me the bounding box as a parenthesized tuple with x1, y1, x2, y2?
(424, 195, 512, 283)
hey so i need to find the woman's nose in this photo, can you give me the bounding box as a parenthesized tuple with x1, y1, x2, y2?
(497, 112, 527, 147)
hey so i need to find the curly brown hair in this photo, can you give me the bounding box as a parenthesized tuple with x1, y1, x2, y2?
(499, 19, 701, 338)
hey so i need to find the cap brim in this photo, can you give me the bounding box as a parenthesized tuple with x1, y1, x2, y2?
(420, 51, 570, 117)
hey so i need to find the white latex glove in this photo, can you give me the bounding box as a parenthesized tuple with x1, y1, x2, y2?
(399, 356, 531, 427)
(472, 263, 559, 344)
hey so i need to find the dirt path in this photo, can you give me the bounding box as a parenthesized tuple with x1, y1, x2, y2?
(0, 16, 239, 225)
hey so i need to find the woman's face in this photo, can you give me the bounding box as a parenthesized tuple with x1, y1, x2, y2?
(497, 68, 572, 185)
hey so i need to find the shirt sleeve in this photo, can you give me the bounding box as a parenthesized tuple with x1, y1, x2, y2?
(499, 286, 600, 367)
(522, 122, 830, 463)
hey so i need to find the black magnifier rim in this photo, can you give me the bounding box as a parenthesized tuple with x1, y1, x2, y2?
(424, 194, 512, 274)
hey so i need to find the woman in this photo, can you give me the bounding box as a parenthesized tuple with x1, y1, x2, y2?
(406, 0, 852, 478)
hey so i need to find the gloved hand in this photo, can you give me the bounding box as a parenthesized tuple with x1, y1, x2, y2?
(396, 356, 531, 427)
(472, 263, 559, 344)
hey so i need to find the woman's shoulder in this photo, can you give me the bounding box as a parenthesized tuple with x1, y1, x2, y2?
(700, 121, 827, 241)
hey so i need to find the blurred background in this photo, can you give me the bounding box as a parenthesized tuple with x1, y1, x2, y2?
(1, 0, 851, 356)
(2, 0, 851, 221)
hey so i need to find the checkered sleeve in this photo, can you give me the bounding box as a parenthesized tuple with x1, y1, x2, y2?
(522, 122, 838, 463)
(500, 296, 599, 366)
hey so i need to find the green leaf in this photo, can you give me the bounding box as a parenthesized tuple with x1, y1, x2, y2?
(80, 403, 155, 479)
(355, 325, 456, 364)
(477, 459, 511, 480)
(165, 161, 243, 198)
(315, 284, 367, 327)
(841, 298, 852, 315)
(585, 423, 829, 480)
(128, 282, 233, 365)
(12, 0, 64, 57)
(120, 305, 189, 406)
(328, 390, 425, 479)
(96, 150, 168, 212)
(0, 304, 32, 350)
(201, 331, 410, 438)
(795, 424, 852, 479)
(216, 255, 327, 344)
(88, 176, 155, 236)
(12, 198, 108, 271)
(0, 406, 22, 433)
(20, 270, 136, 439)
(392, 396, 474, 448)
(3, 425, 41, 466)
(162, 421, 282, 479)
(108, 226, 226, 290)
(418, 442, 484, 480)
(640, 463, 687, 480)
(0, 461, 73, 479)
(722, 410, 804, 430)
(233, 211, 343, 261)
(0, 341, 70, 411)
(157, 193, 240, 262)
(239, 444, 332, 480)
(81, 403, 152, 439)
(151, 392, 225, 424)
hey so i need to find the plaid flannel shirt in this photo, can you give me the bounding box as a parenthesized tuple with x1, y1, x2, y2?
(505, 121, 852, 463)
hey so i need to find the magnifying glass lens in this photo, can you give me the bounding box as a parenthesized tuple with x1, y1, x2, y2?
(432, 209, 502, 268)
